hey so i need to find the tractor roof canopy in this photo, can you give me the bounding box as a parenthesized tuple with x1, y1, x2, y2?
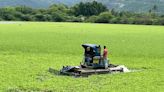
(82, 44, 101, 56)
(82, 44, 99, 49)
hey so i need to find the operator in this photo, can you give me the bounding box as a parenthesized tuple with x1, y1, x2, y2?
(103, 46, 108, 60)
(85, 47, 92, 65)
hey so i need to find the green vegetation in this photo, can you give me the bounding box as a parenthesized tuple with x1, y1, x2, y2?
(0, 1, 164, 25)
(0, 0, 164, 15)
(0, 22, 164, 92)
(72, 1, 108, 16)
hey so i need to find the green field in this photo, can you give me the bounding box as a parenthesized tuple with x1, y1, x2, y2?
(0, 22, 164, 92)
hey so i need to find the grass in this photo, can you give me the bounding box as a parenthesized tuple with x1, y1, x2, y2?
(0, 22, 164, 92)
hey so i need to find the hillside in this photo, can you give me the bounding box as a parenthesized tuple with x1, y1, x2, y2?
(0, 0, 164, 14)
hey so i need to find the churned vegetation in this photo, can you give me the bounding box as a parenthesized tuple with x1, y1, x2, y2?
(0, 22, 164, 92)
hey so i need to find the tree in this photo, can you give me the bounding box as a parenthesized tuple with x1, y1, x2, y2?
(152, 5, 158, 12)
(157, 18, 164, 25)
(72, 1, 108, 16)
(0, 2, 163, 25)
(0, 7, 16, 20)
(48, 4, 68, 14)
(15, 6, 33, 14)
(111, 8, 118, 16)
(0, 18, 3, 21)
(95, 12, 113, 23)
(51, 11, 67, 22)
(47, 4, 69, 22)
(149, 5, 158, 14)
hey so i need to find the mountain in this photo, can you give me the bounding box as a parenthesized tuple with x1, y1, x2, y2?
(0, 0, 164, 14)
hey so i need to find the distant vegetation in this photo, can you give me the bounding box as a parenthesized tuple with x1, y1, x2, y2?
(0, 1, 164, 25)
(0, 0, 164, 14)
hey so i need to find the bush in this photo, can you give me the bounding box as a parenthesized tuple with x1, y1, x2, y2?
(67, 16, 84, 22)
(127, 18, 135, 24)
(152, 19, 160, 25)
(158, 18, 164, 25)
(21, 15, 33, 21)
(133, 18, 154, 25)
(120, 17, 129, 24)
(134, 18, 145, 24)
(33, 14, 49, 21)
(95, 12, 113, 23)
(85, 15, 98, 23)
(110, 18, 118, 23)
(51, 12, 67, 22)
(0, 17, 3, 21)
(14, 12, 23, 20)
(3, 14, 16, 20)
(44, 14, 52, 21)
(144, 19, 153, 25)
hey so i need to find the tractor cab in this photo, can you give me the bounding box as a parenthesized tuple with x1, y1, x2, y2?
(81, 44, 109, 69)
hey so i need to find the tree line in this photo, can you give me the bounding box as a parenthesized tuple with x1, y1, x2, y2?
(0, 1, 164, 25)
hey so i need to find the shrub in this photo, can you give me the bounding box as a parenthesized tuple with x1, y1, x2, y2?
(51, 12, 67, 22)
(85, 15, 98, 23)
(95, 12, 114, 23)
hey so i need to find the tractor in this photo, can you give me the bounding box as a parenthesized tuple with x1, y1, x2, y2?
(50, 44, 129, 77)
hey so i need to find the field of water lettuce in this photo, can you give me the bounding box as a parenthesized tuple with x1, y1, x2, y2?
(0, 22, 163, 92)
